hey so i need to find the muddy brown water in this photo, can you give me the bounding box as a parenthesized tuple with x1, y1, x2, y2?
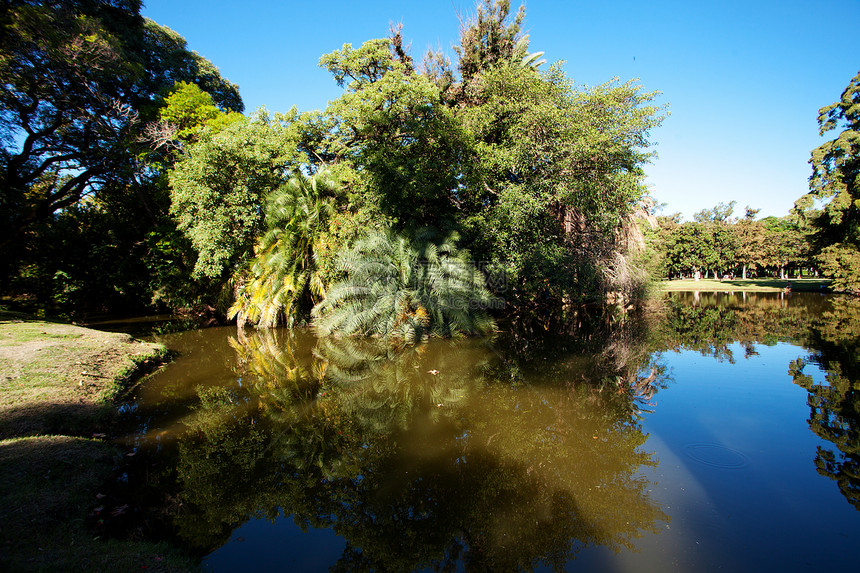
(100, 292, 860, 571)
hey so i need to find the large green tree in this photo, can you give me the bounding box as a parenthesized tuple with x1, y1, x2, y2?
(169, 112, 305, 281)
(319, 39, 471, 229)
(795, 70, 860, 292)
(0, 2, 241, 250)
(456, 59, 663, 303)
(312, 4, 664, 309)
(663, 222, 711, 279)
(734, 218, 767, 279)
(0, 1, 242, 312)
(761, 216, 807, 279)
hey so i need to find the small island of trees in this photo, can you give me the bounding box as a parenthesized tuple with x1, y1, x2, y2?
(2, 0, 859, 337)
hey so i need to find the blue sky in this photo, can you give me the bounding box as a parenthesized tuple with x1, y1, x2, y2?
(141, 0, 859, 221)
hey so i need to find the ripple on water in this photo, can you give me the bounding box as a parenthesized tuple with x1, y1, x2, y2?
(684, 443, 750, 469)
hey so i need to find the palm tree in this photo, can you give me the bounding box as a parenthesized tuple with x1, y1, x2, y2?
(312, 229, 498, 342)
(229, 169, 339, 327)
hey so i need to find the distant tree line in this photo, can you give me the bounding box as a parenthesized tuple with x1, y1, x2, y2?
(645, 68, 860, 292)
(646, 201, 811, 280)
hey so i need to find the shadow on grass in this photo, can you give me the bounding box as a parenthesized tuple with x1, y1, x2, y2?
(0, 435, 195, 572)
(0, 401, 112, 441)
(0, 308, 69, 325)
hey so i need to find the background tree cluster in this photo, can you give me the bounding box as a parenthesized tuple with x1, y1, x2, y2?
(648, 201, 811, 280)
(649, 68, 860, 292)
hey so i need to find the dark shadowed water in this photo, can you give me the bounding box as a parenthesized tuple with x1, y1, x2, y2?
(104, 292, 860, 572)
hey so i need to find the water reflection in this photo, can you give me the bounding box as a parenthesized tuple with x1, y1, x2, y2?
(787, 296, 860, 510)
(498, 310, 669, 416)
(113, 292, 860, 570)
(662, 292, 860, 512)
(127, 322, 671, 570)
(656, 291, 822, 361)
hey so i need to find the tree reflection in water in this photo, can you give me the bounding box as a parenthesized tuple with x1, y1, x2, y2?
(163, 321, 670, 571)
(662, 292, 860, 513)
(788, 296, 860, 511)
(117, 292, 860, 567)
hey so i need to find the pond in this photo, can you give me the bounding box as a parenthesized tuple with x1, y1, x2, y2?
(102, 292, 860, 572)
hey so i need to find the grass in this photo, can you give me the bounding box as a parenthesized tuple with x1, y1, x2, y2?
(0, 311, 169, 438)
(0, 436, 196, 572)
(0, 310, 196, 572)
(658, 277, 832, 293)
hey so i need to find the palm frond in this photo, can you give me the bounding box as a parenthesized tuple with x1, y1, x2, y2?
(230, 168, 340, 327)
(312, 228, 498, 342)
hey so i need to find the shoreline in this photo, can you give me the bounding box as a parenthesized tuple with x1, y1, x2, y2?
(0, 310, 195, 572)
(657, 278, 831, 293)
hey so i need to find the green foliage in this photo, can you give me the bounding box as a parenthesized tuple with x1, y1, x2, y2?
(463, 64, 661, 229)
(817, 244, 860, 293)
(159, 81, 242, 144)
(458, 62, 664, 302)
(659, 214, 809, 280)
(229, 169, 341, 327)
(313, 229, 497, 342)
(665, 203, 741, 279)
(314, 201, 390, 287)
(454, 0, 526, 86)
(663, 222, 709, 277)
(805, 70, 860, 240)
(311, 9, 664, 308)
(0, 1, 243, 314)
(693, 200, 737, 224)
(169, 112, 307, 280)
(795, 70, 860, 291)
(320, 39, 471, 228)
(760, 216, 808, 276)
(0, 3, 242, 253)
(734, 218, 767, 277)
(139, 19, 243, 114)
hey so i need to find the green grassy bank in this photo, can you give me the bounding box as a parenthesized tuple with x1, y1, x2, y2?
(658, 278, 831, 293)
(0, 310, 195, 572)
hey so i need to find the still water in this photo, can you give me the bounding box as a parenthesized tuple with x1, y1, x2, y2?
(108, 292, 860, 572)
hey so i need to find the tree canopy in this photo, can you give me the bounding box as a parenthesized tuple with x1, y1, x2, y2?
(2, 0, 670, 331)
(0, 2, 241, 250)
(795, 70, 860, 292)
(0, 0, 242, 312)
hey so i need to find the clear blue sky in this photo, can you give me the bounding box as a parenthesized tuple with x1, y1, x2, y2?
(141, 0, 860, 221)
